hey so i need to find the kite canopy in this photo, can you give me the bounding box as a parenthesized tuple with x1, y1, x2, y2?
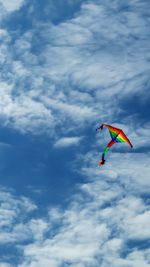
(96, 124, 133, 166)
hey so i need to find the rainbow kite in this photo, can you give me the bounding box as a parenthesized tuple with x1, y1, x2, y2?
(96, 124, 133, 166)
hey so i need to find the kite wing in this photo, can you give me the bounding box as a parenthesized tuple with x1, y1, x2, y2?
(97, 123, 133, 166)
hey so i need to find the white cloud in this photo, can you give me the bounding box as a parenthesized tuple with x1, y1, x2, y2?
(125, 210, 150, 240)
(27, 219, 48, 241)
(78, 149, 150, 192)
(0, 0, 149, 136)
(0, 264, 12, 267)
(0, 1, 149, 265)
(128, 123, 150, 149)
(54, 136, 82, 148)
(0, 152, 149, 267)
(18, 177, 149, 267)
(0, 0, 25, 12)
(0, 188, 37, 244)
(12, 146, 149, 266)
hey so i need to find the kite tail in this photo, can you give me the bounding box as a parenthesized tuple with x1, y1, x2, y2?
(98, 139, 116, 166)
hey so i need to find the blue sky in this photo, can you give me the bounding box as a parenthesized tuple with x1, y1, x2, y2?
(0, 0, 150, 266)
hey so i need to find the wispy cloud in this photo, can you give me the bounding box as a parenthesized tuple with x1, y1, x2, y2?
(0, 0, 25, 12)
(0, 0, 149, 266)
(78, 149, 150, 192)
(17, 173, 149, 267)
(0, 188, 37, 245)
(0, 263, 12, 267)
(0, 0, 149, 136)
(54, 136, 83, 148)
(0, 154, 149, 266)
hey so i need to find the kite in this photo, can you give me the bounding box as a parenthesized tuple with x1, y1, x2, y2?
(96, 124, 133, 166)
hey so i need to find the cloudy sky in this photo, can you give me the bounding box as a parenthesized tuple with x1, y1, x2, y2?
(0, 0, 150, 266)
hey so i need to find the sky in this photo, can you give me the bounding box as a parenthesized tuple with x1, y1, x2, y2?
(0, 0, 150, 266)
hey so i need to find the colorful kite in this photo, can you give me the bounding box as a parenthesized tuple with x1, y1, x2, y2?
(96, 124, 133, 166)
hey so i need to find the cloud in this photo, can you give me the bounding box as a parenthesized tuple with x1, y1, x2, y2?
(78, 149, 150, 192)
(0, 142, 12, 149)
(0, 264, 12, 267)
(128, 123, 150, 149)
(0, 1, 149, 265)
(0, 153, 149, 266)
(0, 0, 149, 137)
(125, 210, 150, 240)
(17, 176, 149, 267)
(0, 0, 25, 12)
(0, 187, 37, 244)
(0, 148, 146, 266)
(54, 136, 83, 148)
